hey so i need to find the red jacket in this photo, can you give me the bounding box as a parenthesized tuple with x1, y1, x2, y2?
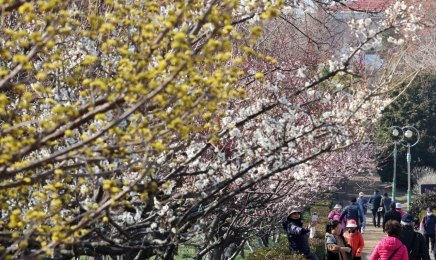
(344, 230, 364, 258)
(370, 236, 409, 260)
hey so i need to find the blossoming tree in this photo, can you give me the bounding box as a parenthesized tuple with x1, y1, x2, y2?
(0, 0, 422, 259)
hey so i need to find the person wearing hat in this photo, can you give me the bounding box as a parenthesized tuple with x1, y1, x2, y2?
(356, 192, 368, 233)
(420, 207, 436, 252)
(395, 203, 406, 217)
(328, 204, 346, 229)
(282, 206, 318, 259)
(368, 189, 382, 228)
(344, 219, 364, 260)
(399, 214, 430, 260)
(340, 197, 363, 230)
(382, 202, 401, 233)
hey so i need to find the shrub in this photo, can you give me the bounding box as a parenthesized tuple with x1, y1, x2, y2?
(247, 237, 326, 260)
(246, 239, 299, 260)
(409, 191, 436, 228)
(310, 237, 327, 259)
(411, 166, 436, 195)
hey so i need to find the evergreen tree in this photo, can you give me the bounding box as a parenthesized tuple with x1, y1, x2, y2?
(376, 74, 436, 188)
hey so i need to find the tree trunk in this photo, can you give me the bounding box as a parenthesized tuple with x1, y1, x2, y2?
(222, 243, 238, 260)
(246, 240, 254, 253)
(273, 229, 281, 243)
(260, 236, 269, 247)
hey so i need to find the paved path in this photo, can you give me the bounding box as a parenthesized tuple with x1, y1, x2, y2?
(335, 175, 435, 260)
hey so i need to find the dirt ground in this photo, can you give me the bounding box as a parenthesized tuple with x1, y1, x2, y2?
(335, 175, 434, 260)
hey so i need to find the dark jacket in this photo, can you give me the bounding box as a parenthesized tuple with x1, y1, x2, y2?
(325, 233, 352, 260)
(282, 218, 310, 255)
(399, 226, 430, 260)
(368, 193, 382, 210)
(422, 214, 436, 235)
(381, 196, 392, 213)
(340, 203, 363, 223)
(383, 209, 402, 231)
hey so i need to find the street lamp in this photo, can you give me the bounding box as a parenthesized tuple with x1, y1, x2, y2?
(401, 126, 420, 210)
(389, 126, 404, 202)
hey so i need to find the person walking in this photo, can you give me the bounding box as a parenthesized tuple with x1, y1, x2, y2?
(325, 220, 352, 260)
(370, 220, 408, 260)
(328, 204, 346, 229)
(368, 189, 382, 227)
(381, 193, 392, 222)
(396, 203, 406, 217)
(420, 207, 436, 253)
(282, 206, 318, 259)
(340, 197, 364, 227)
(381, 193, 392, 212)
(400, 214, 430, 260)
(343, 219, 364, 260)
(383, 202, 402, 233)
(357, 192, 368, 233)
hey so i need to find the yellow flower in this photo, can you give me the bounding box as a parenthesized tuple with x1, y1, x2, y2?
(18, 3, 33, 13)
(64, 129, 73, 137)
(255, 73, 264, 79)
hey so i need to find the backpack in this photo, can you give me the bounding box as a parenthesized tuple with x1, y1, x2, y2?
(332, 211, 341, 221)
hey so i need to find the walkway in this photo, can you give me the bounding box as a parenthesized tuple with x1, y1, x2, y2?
(335, 175, 434, 260)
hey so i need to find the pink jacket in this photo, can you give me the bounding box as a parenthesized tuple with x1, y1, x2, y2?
(396, 209, 406, 217)
(370, 236, 408, 260)
(328, 210, 346, 228)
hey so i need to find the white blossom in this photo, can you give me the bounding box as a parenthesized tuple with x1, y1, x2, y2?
(229, 128, 242, 138)
(276, 72, 286, 81)
(297, 67, 307, 78)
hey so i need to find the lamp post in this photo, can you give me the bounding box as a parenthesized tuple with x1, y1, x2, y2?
(389, 126, 404, 202)
(402, 126, 420, 210)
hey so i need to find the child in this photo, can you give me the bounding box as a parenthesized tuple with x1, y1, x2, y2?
(328, 204, 346, 229)
(343, 219, 364, 260)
